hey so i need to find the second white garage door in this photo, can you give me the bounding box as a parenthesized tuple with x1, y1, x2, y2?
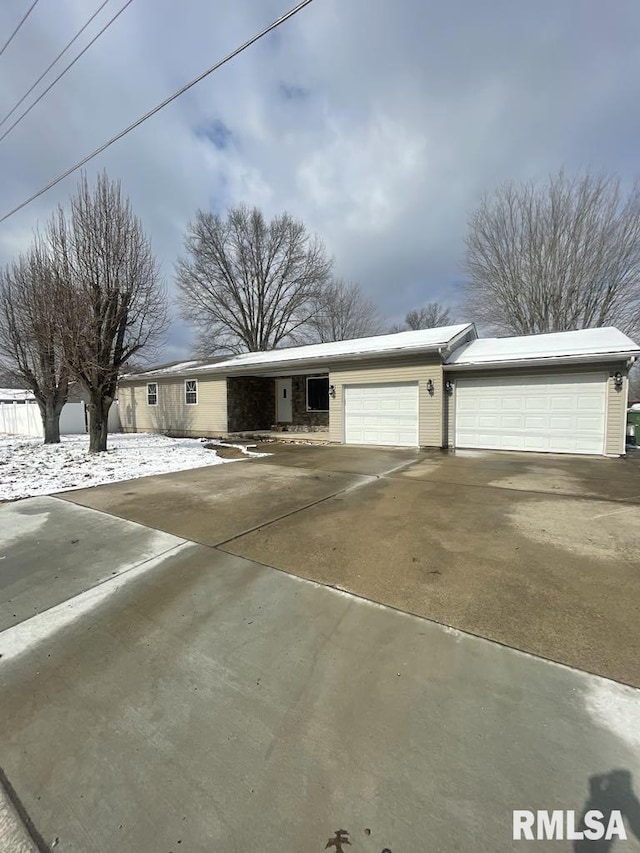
(344, 382, 419, 446)
(455, 373, 607, 455)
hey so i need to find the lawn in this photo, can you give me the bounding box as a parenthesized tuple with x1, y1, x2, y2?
(0, 432, 265, 501)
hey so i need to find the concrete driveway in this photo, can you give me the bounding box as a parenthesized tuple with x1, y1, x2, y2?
(62, 444, 640, 686)
(1, 494, 640, 853)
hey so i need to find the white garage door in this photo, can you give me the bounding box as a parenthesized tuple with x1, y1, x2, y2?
(344, 382, 419, 447)
(455, 373, 607, 455)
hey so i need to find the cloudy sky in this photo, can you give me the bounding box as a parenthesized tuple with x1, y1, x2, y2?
(0, 0, 638, 359)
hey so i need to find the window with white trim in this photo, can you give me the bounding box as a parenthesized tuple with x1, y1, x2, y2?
(185, 379, 198, 405)
(306, 376, 329, 412)
(147, 383, 158, 406)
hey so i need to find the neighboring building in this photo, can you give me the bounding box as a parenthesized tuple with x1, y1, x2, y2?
(117, 325, 640, 457)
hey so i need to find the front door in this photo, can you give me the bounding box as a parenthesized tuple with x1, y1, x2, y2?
(276, 378, 292, 423)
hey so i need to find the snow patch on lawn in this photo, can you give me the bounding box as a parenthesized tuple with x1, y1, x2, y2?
(0, 433, 267, 501)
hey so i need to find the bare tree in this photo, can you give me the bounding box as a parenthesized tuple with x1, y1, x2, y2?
(405, 301, 453, 330)
(176, 205, 332, 354)
(464, 171, 640, 338)
(389, 301, 453, 333)
(309, 279, 382, 342)
(50, 173, 167, 453)
(0, 238, 70, 443)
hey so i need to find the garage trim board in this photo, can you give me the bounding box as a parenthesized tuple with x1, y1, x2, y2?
(344, 382, 419, 447)
(454, 373, 608, 455)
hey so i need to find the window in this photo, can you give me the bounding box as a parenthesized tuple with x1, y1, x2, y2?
(306, 376, 329, 412)
(147, 383, 158, 406)
(185, 379, 198, 405)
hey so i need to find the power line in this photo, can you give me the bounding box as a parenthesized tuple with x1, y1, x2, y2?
(0, 0, 316, 224)
(0, 0, 40, 59)
(0, 0, 134, 144)
(0, 0, 112, 131)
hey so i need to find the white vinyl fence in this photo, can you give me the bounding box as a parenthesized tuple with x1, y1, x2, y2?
(0, 399, 121, 438)
(0, 400, 43, 438)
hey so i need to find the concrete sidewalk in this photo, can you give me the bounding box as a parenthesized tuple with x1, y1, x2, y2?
(0, 497, 187, 632)
(1, 526, 640, 852)
(0, 779, 40, 853)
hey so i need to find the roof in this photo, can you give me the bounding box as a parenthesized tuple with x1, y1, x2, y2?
(445, 327, 640, 367)
(0, 387, 35, 401)
(121, 357, 227, 381)
(121, 325, 474, 380)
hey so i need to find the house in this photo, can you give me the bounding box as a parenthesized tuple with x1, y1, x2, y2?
(117, 324, 640, 457)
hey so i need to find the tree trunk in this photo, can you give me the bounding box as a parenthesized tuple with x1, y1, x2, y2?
(87, 395, 112, 453)
(37, 398, 65, 444)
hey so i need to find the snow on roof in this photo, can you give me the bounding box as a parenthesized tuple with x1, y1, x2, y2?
(0, 387, 35, 401)
(190, 325, 473, 373)
(446, 327, 640, 366)
(121, 358, 223, 380)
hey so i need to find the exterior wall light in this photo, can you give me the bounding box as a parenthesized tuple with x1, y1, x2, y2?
(426, 379, 434, 394)
(614, 371, 624, 389)
(329, 384, 336, 398)
(445, 379, 453, 394)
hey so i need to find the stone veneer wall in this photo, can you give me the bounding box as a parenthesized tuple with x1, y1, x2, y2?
(288, 374, 329, 430)
(226, 376, 275, 432)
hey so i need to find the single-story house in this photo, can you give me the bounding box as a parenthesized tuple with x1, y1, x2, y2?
(117, 324, 640, 457)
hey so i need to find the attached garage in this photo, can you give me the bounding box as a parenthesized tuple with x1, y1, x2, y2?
(446, 328, 640, 457)
(344, 382, 419, 447)
(455, 373, 607, 455)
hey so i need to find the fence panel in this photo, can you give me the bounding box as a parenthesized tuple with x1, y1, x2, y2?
(0, 401, 43, 438)
(59, 402, 86, 434)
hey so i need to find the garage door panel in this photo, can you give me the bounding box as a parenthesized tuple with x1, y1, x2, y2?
(455, 373, 606, 455)
(525, 415, 547, 429)
(549, 416, 572, 430)
(501, 415, 524, 429)
(344, 382, 419, 447)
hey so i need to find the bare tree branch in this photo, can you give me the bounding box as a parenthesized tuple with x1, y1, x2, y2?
(0, 237, 69, 443)
(307, 279, 382, 342)
(176, 205, 332, 354)
(389, 301, 454, 333)
(464, 170, 640, 339)
(405, 302, 453, 330)
(49, 172, 167, 452)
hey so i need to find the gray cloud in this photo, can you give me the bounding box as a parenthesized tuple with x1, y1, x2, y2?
(0, 0, 639, 356)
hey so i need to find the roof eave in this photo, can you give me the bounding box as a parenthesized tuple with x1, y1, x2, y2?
(445, 351, 640, 371)
(215, 342, 461, 376)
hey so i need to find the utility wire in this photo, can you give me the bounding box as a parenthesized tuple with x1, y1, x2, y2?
(0, 0, 112, 131)
(0, 0, 316, 224)
(0, 0, 134, 144)
(0, 0, 40, 59)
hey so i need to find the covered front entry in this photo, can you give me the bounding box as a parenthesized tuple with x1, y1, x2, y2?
(344, 382, 419, 447)
(454, 372, 607, 455)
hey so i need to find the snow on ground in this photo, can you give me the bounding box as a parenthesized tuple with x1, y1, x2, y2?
(0, 433, 267, 501)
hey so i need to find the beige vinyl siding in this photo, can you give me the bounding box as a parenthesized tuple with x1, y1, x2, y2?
(444, 381, 455, 447)
(444, 362, 629, 456)
(605, 367, 628, 456)
(119, 375, 227, 436)
(329, 357, 443, 446)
